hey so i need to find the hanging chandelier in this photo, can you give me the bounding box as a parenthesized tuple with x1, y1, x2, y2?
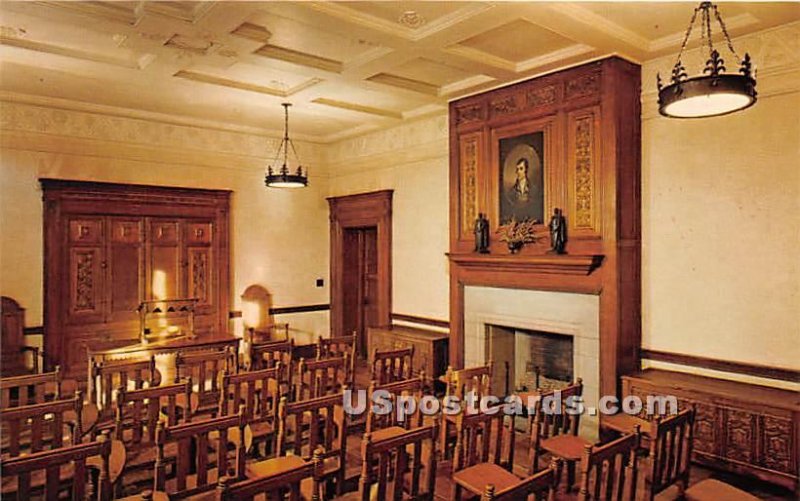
(658, 2, 756, 119)
(265, 103, 308, 188)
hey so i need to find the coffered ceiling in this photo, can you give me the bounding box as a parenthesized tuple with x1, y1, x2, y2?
(1, 2, 797, 142)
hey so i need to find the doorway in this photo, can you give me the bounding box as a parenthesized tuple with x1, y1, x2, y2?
(328, 191, 392, 359)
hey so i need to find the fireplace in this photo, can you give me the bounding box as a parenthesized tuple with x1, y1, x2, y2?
(464, 285, 600, 436)
(487, 325, 573, 395)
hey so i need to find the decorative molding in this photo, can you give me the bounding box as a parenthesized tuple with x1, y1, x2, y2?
(174, 70, 323, 98)
(23, 326, 44, 336)
(255, 44, 343, 73)
(454, 103, 484, 125)
(565, 70, 601, 100)
(641, 349, 800, 383)
(270, 304, 330, 315)
(0, 35, 149, 69)
(312, 98, 403, 119)
(448, 253, 604, 276)
(391, 313, 449, 330)
(366, 73, 439, 96)
(525, 85, 557, 109)
(489, 95, 519, 118)
(573, 115, 594, 228)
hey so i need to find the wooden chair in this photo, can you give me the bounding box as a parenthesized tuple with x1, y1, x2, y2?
(365, 372, 426, 438)
(0, 367, 63, 409)
(296, 356, 349, 400)
(1, 296, 42, 377)
(371, 346, 414, 385)
(1, 393, 83, 458)
(355, 421, 439, 501)
(317, 333, 357, 384)
(0, 433, 112, 501)
(577, 427, 640, 501)
(249, 392, 348, 496)
(642, 408, 758, 501)
(154, 410, 247, 499)
(250, 339, 294, 391)
(479, 459, 561, 501)
(441, 363, 493, 459)
(451, 405, 517, 500)
(115, 380, 193, 490)
(219, 365, 283, 456)
(175, 348, 236, 417)
(215, 450, 323, 501)
(529, 378, 588, 490)
(89, 356, 160, 433)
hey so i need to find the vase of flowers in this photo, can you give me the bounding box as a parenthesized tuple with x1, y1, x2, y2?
(496, 217, 537, 254)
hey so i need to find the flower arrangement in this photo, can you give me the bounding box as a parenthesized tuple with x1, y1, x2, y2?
(496, 217, 538, 253)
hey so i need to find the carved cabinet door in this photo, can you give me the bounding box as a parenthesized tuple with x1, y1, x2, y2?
(107, 218, 144, 323)
(66, 218, 105, 325)
(184, 221, 215, 315)
(148, 219, 182, 301)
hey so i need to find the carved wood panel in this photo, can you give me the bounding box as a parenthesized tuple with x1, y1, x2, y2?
(567, 107, 601, 238)
(724, 408, 756, 464)
(693, 402, 719, 456)
(108, 218, 143, 323)
(187, 247, 213, 308)
(459, 132, 482, 241)
(760, 415, 794, 474)
(69, 219, 103, 244)
(68, 246, 104, 324)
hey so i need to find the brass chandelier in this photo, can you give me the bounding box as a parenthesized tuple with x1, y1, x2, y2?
(658, 2, 756, 119)
(265, 103, 308, 188)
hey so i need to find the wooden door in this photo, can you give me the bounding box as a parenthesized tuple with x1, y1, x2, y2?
(328, 191, 393, 352)
(107, 218, 144, 324)
(148, 219, 182, 301)
(342, 227, 378, 358)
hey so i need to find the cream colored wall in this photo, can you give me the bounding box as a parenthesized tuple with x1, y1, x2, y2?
(326, 114, 451, 322)
(640, 23, 800, 375)
(0, 102, 330, 343)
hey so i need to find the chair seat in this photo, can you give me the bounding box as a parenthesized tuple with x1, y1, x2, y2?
(685, 479, 760, 501)
(603, 413, 651, 435)
(453, 463, 522, 495)
(246, 455, 306, 479)
(540, 434, 592, 461)
(370, 426, 407, 441)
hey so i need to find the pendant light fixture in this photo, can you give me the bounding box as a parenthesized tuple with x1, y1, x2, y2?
(265, 103, 308, 188)
(658, 2, 756, 119)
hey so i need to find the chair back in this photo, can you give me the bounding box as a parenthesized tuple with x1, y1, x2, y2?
(1, 392, 82, 458)
(578, 428, 640, 501)
(115, 379, 192, 447)
(444, 363, 493, 401)
(0, 432, 113, 501)
(646, 408, 695, 500)
(215, 451, 323, 501)
(482, 459, 561, 501)
(1, 367, 62, 408)
(371, 346, 414, 385)
(365, 373, 426, 434)
(155, 410, 247, 498)
(219, 365, 283, 452)
(276, 392, 348, 491)
(90, 356, 159, 420)
(296, 356, 349, 400)
(358, 421, 439, 501)
(175, 348, 235, 415)
(531, 378, 584, 439)
(453, 404, 516, 473)
(250, 339, 293, 376)
(317, 333, 357, 383)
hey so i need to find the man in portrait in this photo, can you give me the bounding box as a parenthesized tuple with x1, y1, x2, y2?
(500, 132, 544, 223)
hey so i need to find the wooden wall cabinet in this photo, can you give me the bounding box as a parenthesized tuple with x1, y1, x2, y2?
(42, 180, 231, 378)
(368, 326, 449, 379)
(619, 370, 799, 492)
(448, 57, 641, 400)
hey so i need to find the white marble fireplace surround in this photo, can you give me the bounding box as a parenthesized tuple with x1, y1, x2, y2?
(464, 285, 600, 436)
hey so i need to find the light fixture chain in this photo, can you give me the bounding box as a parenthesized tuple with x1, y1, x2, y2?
(713, 4, 740, 61)
(675, 4, 701, 68)
(704, 4, 714, 56)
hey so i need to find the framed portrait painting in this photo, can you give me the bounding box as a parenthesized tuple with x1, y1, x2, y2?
(499, 131, 545, 224)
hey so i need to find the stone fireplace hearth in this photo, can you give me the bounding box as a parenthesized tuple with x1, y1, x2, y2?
(464, 285, 600, 436)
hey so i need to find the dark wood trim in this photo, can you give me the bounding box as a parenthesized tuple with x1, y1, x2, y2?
(23, 326, 44, 336)
(391, 313, 449, 330)
(270, 304, 330, 315)
(641, 349, 800, 383)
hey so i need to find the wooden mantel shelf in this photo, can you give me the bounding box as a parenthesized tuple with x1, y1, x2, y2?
(447, 253, 604, 276)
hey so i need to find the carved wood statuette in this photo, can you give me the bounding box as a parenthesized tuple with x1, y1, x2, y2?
(548, 208, 567, 254)
(473, 213, 490, 254)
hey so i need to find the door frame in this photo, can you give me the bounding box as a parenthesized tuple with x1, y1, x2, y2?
(327, 190, 392, 338)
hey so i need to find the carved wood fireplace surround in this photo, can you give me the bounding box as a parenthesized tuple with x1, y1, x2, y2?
(448, 57, 641, 401)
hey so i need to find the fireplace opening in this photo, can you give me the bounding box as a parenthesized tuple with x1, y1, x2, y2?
(486, 324, 574, 396)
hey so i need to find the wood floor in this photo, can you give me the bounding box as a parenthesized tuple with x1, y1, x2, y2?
(343, 361, 796, 501)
